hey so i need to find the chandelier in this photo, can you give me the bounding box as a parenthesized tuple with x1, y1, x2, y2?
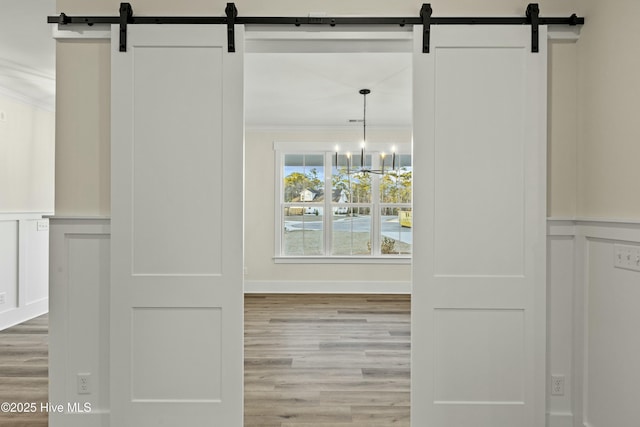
(335, 88, 397, 175)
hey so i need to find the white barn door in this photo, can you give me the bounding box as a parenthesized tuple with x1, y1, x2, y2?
(412, 26, 547, 427)
(111, 25, 244, 426)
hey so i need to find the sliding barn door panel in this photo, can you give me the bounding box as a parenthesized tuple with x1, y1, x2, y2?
(412, 26, 546, 427)
(111, 25, 244, 426)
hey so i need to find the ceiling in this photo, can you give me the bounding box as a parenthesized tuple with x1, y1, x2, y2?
(245, 52, 412, 128)
(0, 1, 412, 126)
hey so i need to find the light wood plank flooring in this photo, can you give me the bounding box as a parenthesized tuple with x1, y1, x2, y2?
(245, 294, 411, 427)
(0, 314, 48, 427)
(0, 295, 410, 427)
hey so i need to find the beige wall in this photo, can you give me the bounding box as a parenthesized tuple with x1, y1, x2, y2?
(245, 128, 412, 282)
(576, 0, 640, 220)
(0, 95, 55, 213)
(55, 40, 110, 217)
(548, 41, 578, 218)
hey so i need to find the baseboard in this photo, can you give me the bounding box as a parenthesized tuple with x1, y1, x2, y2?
(0, 300, 48, 331)
(244, 280, 411, 294)
(547, 412, 573, 427)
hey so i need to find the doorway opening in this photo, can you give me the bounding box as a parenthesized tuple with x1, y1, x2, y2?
(243, 28, 413, 425)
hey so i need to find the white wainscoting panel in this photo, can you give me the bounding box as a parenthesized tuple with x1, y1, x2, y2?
(546, 220, 576, 427)
(581, 222, 640, 427)
(22, 219, 49, 305)
(0, 216, 49, 331)
(49, 218, 110, 427)
(547, 219, 640, 427)
(0, 220, 18, 315)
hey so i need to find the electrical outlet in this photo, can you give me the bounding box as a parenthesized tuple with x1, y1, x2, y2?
(0, 293, 5, 305)
(614, 244, 640, 272)
(36, 220, 49, 232)
(551, 375, 565, 396)
(77, 373, 91, 395)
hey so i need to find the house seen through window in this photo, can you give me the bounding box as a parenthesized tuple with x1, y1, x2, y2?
(278, 146, 412, 259)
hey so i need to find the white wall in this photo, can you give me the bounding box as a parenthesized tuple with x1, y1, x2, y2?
(0, 94, 55, 214)
(0, 217, 49, 330)
(0, 93, 53, 330)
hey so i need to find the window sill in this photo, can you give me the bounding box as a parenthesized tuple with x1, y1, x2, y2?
(274, 256, 411, 265)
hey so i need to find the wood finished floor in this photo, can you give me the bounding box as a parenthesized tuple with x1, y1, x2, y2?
(0, 314, 48, 427)
(0, 295, 410, 427)
(244, 294, 411, 427)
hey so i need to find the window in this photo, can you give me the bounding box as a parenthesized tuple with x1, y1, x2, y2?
(276, 142, 412, 260)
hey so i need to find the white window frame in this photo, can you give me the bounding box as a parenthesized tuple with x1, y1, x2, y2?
(274, 141, 411, 264)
